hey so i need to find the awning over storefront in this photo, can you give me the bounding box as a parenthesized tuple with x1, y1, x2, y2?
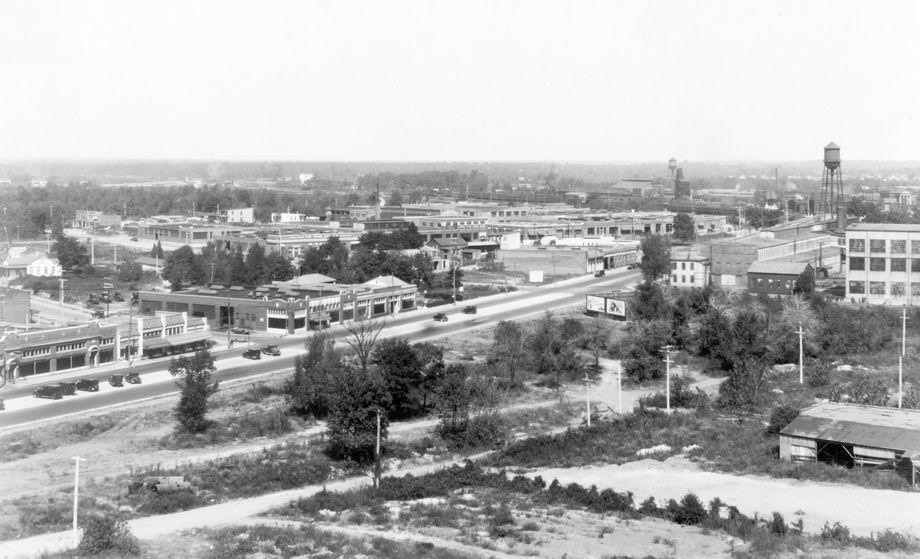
(144, 330, 211, 349)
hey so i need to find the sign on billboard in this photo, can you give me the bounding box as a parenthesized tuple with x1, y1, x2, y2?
(586, 295, 606, 313)
(605, 298, 626, 317)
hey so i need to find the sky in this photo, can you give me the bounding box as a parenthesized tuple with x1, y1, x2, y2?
(0, 0, 918, 162)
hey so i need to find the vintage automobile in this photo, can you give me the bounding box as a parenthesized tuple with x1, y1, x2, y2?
(76, 378, 100, 392)
(33, 385, 64, 400)
(462, 305, 478, 314)
(109, 374, 124, 387)
(261, 345, 281, 356)
(125, 372, 142, 384)
(54, 382, 77, 396)
(432, 312, 448, 322)
(243, 348, 262, 360)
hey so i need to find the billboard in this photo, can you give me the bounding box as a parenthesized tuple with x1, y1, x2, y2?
(605, 298, 626, 318)
(586, 295, 606, 313)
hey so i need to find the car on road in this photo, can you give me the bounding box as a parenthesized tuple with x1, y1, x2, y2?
(109, 374, 124, 387)
(432, 312, 448, 322)
(33, 385, 64, 400)
(125, 372, 142, 384)
(54, 382, 77, 396)
(76, 378, 100, 392)
(130, 237, 138, 242)
(594, 269, 606, 277)
(243, 348, 262, 360)
(462, 305, 477, 314)
(261, 345, 281, 356)
(626, 263, 637, 270)
(231, 327, 251, 335)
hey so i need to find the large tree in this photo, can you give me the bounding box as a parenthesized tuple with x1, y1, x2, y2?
(53, 234, 90, 272)
(673, 213, 697, 242)
(344, 318, 385, 373)
(488, 320, 527, 386)
(286, 333, 340, 418)
(326, 367, 391, 464)
(372, 338, 425, 419)
(162, 245, 204, 290)
(639, 234, 671, 283)
(169, 350, 219, 434)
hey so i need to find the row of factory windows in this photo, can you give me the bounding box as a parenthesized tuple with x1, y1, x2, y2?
(671, 274, 698, 284)
(849, 257, 920, 272)
(671, 262, 698, 270)
(849, 238, 920, 255)
(848, 281, 920, 296)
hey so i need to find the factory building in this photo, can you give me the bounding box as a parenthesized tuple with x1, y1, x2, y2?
(844, 223, 920, 305)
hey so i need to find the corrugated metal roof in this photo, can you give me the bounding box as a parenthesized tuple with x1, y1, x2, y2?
(781, 402, 920, 454)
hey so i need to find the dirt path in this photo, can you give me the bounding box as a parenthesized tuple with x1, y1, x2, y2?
(526, 457, 920, 538)
(0, 452, 493, 559)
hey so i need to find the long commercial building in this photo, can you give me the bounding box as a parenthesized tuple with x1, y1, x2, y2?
(138, 274, 418, 335)
(0, 312, 210, 383)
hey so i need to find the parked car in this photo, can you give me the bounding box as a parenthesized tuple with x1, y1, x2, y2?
(33, 385, 64, 400)
(626, 263, 637, 270)
(125, 371, 142, 384)
(76, 378, 100, 392)
(261, 345, 281, 356)
(594, 269, 606, 277)
(130, 236, 138, 242)
(462, 305, 477, 314)
(432, 313, 448, 322)
(109, 374, 124, 387)
(243, 348, 262, 360)
(231, 327, 251, 335)
(55, 382, 77, 396)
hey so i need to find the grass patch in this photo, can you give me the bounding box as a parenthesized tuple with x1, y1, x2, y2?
(0, 415, 121, 463)
(201, 524, 472, 559)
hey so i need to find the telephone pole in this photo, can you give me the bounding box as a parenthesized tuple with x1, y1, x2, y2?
(72, 456, 86, 546)
(902, 307, 908, 357)
(797, 322, 804, 385)
(584, 371, 592, 427)
(374, 409, 382, 489)
(661, 345, 674, 413)
(899, 355, 904, 409)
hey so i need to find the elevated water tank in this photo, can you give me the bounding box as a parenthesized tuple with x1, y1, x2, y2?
(824, 142, 841, 170)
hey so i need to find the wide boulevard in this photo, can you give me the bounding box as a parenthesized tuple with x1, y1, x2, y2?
(0, 270, 639, 431)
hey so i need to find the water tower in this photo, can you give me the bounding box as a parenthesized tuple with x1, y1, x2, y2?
(818, 142, 845, 227)
(668, 157, 677, 179)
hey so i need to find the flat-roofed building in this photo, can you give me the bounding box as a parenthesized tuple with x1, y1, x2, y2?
(845, 223, 920, 305)
(747, 261, 813, 296)
(0, 322, 118, 381)
(669, 245, 710, 288)
(138, 275, 417, 334)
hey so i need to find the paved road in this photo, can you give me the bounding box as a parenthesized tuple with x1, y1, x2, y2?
(27, 295, 93, 324)
(0, 271, 640, 430)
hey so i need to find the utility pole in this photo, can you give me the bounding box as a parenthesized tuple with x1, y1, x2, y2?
(899, 355, 904, 409)
(90, 237, 94, 266)
(797, 322, 804, 385)
(617, 361, 623, 414)
(226, 294, 232, 348)
(902, 307, 908, 357)
(584, 371, 592, 427)
(59, 278, 65, 306)
(72, 456, 86, 546)
(661, 345, 673, 413)
(209, 262, 215, 285)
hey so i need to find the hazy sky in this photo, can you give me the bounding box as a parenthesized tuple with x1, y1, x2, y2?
(1, 1, 917, 162)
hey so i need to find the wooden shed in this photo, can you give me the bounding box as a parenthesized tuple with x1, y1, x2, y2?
(780, 402, 920, 484)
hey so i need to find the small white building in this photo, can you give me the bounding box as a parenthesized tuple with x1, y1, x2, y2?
(225, 208, 255, 224)
(0, 250, 62, 278)
(669, 245, 710, 288)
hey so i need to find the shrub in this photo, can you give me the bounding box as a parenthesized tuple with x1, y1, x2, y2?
(820, 521, 851, 545)
(673, 493, 706, 525)
(768, 512, 787, 536)
(137, 491, 202, 515)
(437, 412, 508, 450)
(765, 405, 800, 435)
(78, 515, 140, 555)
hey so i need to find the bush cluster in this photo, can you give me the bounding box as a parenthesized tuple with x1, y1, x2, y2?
(77, 515, 140, 556)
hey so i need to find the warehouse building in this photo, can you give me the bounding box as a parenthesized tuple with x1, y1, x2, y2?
(780, 402, 920, 485)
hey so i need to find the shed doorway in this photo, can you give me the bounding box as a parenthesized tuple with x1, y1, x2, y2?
(817, 440, 854, 468)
